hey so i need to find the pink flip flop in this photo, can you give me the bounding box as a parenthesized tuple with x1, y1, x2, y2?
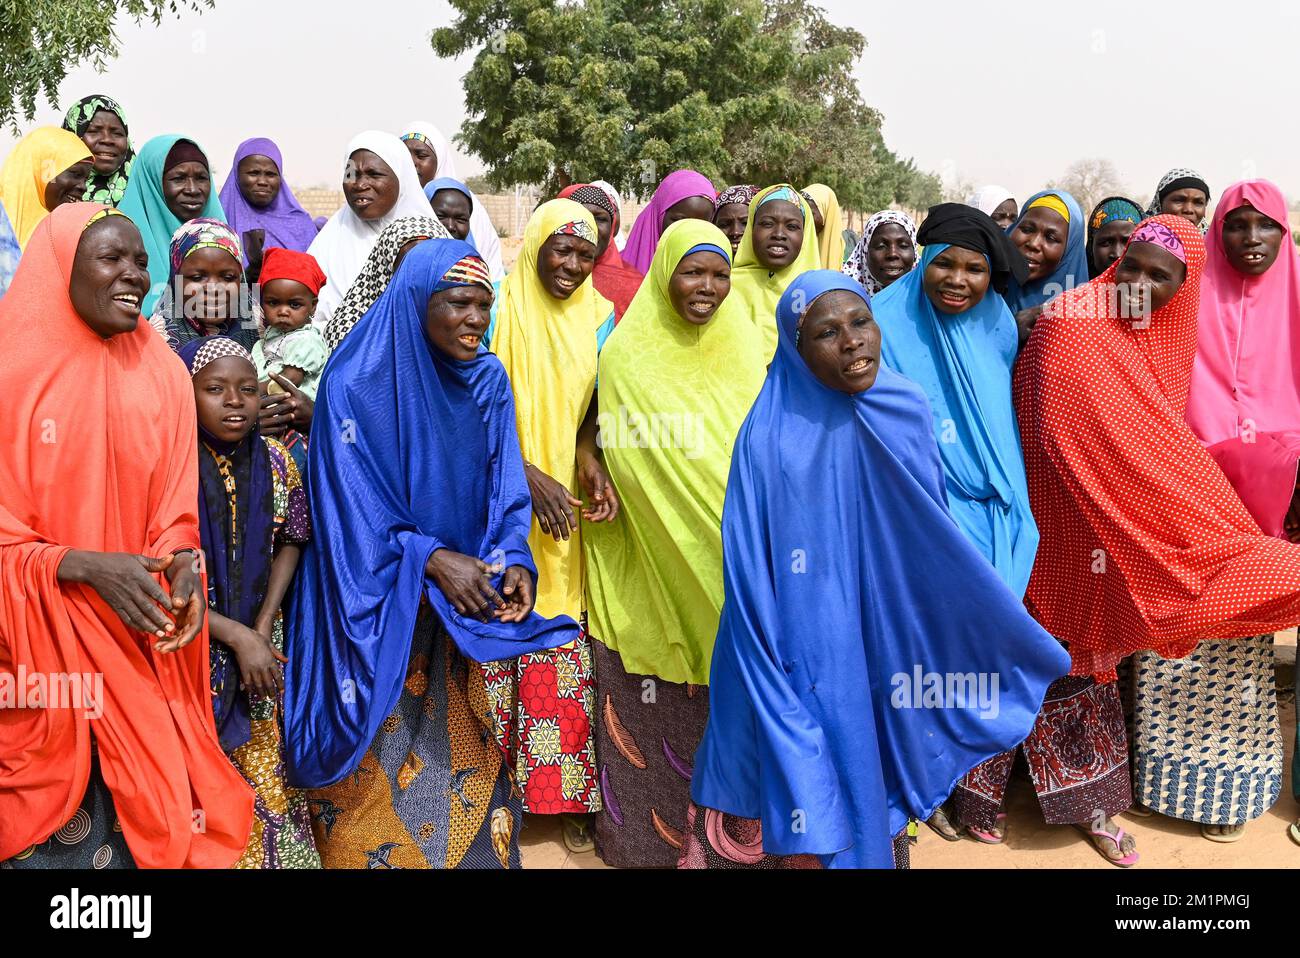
(1074, 822, 1140, 867)
(966, 812, 1007, 844)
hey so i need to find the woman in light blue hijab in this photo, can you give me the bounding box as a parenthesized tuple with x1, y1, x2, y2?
(872, 205, 1039, 598)
(1002, 189, 1090, 318)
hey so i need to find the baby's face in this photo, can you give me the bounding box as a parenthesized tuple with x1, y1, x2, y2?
(260, 279, 316, 333)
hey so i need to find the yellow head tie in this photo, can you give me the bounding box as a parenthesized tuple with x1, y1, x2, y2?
(1027, 194, 1070, 224)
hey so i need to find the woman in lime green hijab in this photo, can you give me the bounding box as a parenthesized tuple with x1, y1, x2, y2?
(584, 219, 766, 867)
(728, 184, 822, 362)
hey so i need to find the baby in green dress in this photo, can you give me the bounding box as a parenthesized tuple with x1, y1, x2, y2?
(253, 248, 328, 400)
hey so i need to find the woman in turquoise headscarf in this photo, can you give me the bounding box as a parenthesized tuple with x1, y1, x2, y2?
(873, 203, 1038, 597)
(117, 134, 226, 313)
(873, 202, 1038, 844)
(1003, 189, 1089, 347)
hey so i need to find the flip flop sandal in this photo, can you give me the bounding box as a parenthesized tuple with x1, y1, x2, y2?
(1074, 822, 1140, 867)
(1127, 805, 1154, 818)
(1289, 821, 1300, 847)
(924, 806, 963, 843)
(1201, 823, 1246, 843)
(562, 815, 595, 855)
(967, 812, 1007, 845)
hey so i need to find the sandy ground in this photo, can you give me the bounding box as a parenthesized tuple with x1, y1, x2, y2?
(522, 643, 1300, 870)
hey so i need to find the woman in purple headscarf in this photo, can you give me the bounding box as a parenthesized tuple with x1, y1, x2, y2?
(622, 169, 716, 274)
(218, 137, 320, 279)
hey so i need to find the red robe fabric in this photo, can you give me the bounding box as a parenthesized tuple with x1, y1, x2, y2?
(1013, 214, 1300, 681)
(0, 203, 254, 867)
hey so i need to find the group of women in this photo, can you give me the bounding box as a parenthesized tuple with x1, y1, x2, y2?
(3, 92, 1300, 871)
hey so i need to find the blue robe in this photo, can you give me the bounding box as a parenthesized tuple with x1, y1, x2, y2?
(690, 269, 1069, 868)
(285, 238, 577, 788)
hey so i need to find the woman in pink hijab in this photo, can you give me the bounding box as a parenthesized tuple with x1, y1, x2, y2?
(622, 169, 716, 273)
(1137, 179, 1300, 844)
(1186, 180, 1300, 539)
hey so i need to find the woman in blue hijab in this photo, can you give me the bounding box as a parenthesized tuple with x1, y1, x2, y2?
(284, 238, 579, 869)
(1003, 189, 1090, 345)
(680, 270, 1069, 869)
(423, 176, 474, 242)
(873, 203, 1038, 597)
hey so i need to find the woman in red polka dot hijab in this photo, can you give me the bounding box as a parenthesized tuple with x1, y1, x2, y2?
(983, 214, 1300, 863)
(1015, 213, 1300, 680)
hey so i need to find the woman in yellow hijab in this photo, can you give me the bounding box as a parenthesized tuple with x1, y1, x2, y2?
(803, 182, 845, 269)
(728, 184, 822, 361)
(584, 218, 765, 867)
(0, 127, 93, 249)
(485, 197, 617, 846)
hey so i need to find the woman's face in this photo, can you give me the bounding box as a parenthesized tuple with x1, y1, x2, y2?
(797, 289, 881, 394)
(179, 246, 244, 325)
(163, 159, 211, 221)
(68, 217, 150, 337)
(404, 138, 438, 186)
(922, 245, 991, 314)
(991, 198, 1018, 230)
(580, 202, 614, 258)
(1012, 206, 1068, 281)
(536, 234, 597, 299)
(426, 284, 493, 361)
(660, 195, 714, 232)
(193, 356, 259, 445)
(1221, 204, 1285, 276)
(82, 109, 129, 176)
(431, 189, 473, 241)
(1092, 220, 1137, 275)
(752, 200, 804, 270)
(237, 154, 281, 210)
(1161, 188, 1208, 228)
(713, 202, 749, 255)
(867, 223, 916, 289)
(668, 250, 731, 326)
(344, 149, 399, 222)
(43, 160, 93, 211)
(1114, 241, 1187, 318)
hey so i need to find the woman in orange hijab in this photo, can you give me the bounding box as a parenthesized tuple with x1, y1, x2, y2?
(0, 203, 253, 869)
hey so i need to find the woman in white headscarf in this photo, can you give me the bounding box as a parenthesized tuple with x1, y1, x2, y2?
(400, 121, 505, 281)
(966, 185, 1018, 230)
(307, 131, 435, 331)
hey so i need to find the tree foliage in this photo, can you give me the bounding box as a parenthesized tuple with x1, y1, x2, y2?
(1047, 158, 1130, 217)
(0, 0, 212, 131)
(433, 0, 939, 211)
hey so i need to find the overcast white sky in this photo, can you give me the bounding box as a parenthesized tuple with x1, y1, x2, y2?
(4, 0, 1299, 203)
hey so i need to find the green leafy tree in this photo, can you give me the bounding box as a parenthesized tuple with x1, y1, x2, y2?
(0, 0, 212, 130)
(433, 0, 938, 211)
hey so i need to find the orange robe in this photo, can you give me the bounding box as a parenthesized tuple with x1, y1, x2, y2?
(0, 203, 253, 867)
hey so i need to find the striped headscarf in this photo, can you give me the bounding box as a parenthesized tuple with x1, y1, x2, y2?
(434, 253, 493, 293)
